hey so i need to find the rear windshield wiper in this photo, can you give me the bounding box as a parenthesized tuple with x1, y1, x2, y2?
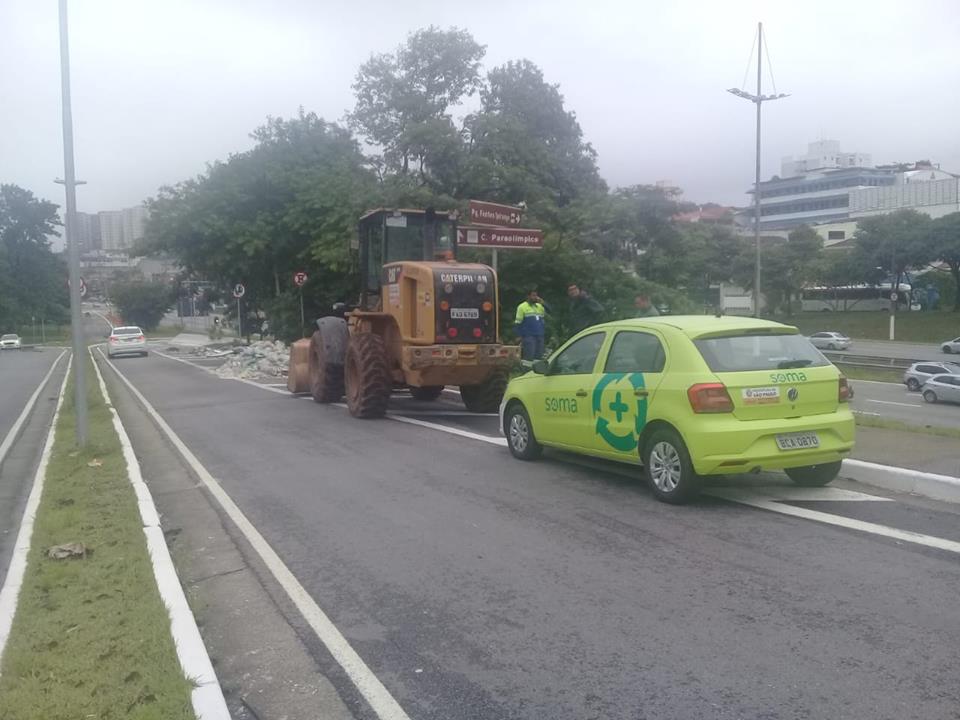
(777, 359, 814, 369)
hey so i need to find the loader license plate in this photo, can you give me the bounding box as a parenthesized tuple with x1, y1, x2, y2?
(776, 432, 819, 451)
(450, 308, 480, 319)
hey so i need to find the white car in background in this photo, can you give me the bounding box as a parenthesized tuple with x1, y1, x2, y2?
(0, 333, 22, 350)
(107, 326, 147, 358)
(807, 331, 851, 351)
(942, 337, 960, 354)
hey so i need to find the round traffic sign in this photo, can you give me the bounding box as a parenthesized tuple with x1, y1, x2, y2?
(293, 271, 308, 287)
(233, 283, 245, 299)
(890, 292, 898, 302)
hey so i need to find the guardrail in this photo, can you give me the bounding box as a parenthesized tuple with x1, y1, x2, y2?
(822, 352, 914, 370)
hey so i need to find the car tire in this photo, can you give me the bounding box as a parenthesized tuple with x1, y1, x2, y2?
(140, 351, 148, 357)
(906, 378, 920, 391)
(785, 461, 841, 487)
(504, 403, 542, 461)
(944, 346, 953, 354)
(642, 428, 700, 504)
(923, 390, 938, 404)
(827, 343, 836, 350)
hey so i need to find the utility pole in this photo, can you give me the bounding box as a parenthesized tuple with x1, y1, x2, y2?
(57, 0, 88, 445)
(728, 22, 789, 317)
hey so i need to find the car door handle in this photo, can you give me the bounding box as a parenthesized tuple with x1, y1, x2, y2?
(634, 389, 649, 397)
(576, 389, 588, 397)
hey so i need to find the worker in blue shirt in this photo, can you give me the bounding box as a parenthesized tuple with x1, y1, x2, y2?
(515, 289, 548, 360)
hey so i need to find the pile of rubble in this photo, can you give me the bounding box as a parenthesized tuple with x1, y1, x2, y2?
(213, 340, 290, 380)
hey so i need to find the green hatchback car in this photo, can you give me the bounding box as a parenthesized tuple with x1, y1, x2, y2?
(499, 316, 856, 503)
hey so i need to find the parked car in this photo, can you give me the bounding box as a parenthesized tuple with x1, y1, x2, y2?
(500, 316, 855, 504)
(0, 333, 22, 350)
(921, 374, 960, 405)
(107, 326, 147, 358)
(807, 331, 851, 351)
(942, 337, 960, 354)
(903, 361, 960, 391)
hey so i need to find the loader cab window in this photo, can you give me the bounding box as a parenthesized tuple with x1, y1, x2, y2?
(364, 224, 383, 293)
(384, 218, 455, 264)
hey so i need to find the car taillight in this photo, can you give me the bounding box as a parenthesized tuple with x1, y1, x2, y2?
(109, 337, 117, 343)
(447, 327, 458, 338)
(482, 301, 493, 312)
(472, 327, 482, 338)
(137, 335, 144, 341)
(838, 376, 851, 403)
(688, 383, 734, 413)
(440, 300, 450, 311)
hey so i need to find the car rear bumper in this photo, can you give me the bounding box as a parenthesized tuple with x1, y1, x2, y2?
(685, 410, 856, 475)
(107, 342, 147, 356)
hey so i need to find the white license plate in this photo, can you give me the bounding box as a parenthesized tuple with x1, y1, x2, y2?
(450, 308, 479, 319)
(776, 432, 819, 451)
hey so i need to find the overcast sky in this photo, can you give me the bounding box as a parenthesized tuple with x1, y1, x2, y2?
(3, 0, 959, 227)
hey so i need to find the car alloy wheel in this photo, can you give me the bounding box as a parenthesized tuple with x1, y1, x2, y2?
(649, 441, 682, 493)
(509, 413, 529, 453)
(923, 390, 938, 404)
(906, 378, 920, 391)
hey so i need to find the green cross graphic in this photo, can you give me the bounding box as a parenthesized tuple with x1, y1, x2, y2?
(609, 391, 629, 423)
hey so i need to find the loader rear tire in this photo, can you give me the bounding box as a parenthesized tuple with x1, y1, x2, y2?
(309, 318, 348, 403)
(345, 333, 391, 418)
(410, 385, 444, 401)
(460, 371, 509, 413)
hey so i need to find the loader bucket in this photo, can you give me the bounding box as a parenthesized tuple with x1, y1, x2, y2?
(287, 338, 311, 393)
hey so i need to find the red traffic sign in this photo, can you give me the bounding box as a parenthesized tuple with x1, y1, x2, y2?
(232, 283, 245, 299)
(67, 276, 88, 297)
(293, 271, 308, 287)
(469, 200, 524, 227)
(457, 226, 543, 249)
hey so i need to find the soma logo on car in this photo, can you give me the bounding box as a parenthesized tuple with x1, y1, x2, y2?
(544, 397, 579, 414)
(769, 371, 808, 384)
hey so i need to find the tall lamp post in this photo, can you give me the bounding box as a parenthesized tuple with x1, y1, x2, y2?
(728, 22, 789, 317)
(57, 0, 88, 445)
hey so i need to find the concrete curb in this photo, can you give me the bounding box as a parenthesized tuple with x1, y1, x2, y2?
(843, 459, 960, 504)
(90, 348, 230, 720)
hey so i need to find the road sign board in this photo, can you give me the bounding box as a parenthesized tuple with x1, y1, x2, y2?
(67, 276, 88, 297)
(469, 200, 524, 227)
(293, 271, 308, 287)
(233, 283, 245, 299)
(457, 226, 543, 249)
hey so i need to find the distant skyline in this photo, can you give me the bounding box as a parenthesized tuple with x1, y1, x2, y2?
(3, 0, 958, 234)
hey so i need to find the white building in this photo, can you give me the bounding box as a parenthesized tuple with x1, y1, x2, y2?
(781, 140, 872, 178)
(97, 205, 149, 251)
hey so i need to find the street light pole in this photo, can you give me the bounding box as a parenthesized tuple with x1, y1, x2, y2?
(57, 0, 88, 446)
(727, 22, 789, 317)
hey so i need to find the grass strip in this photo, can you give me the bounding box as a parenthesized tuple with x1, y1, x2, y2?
(0, 354, 193, 720)
(787, 310, 959, 344)
(835, 364, 903, 383)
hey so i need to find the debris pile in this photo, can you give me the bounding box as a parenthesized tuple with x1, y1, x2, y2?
(214, 340, 289, 379)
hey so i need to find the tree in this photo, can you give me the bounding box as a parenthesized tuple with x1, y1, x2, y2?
(110, 281, 174, 330)
(929, 212, 960, 311)
(852, 209, 934, 290)
(734, 225, 823, 315)
(0, 184, 69, 329)
(348, 26, 484, 181)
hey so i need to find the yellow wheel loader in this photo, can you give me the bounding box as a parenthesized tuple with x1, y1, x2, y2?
(288, 208, 520, 418)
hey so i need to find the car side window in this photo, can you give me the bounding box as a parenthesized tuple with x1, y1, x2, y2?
(918, 365, 941, 374)
(604, 331, 666, 373)
(812, 332, 826, 338)
(552, 333, 605, 376)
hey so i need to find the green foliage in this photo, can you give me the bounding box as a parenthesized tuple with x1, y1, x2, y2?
(0, 184, 69, 328)
(852, 209, 933, 280)
(110, 281, 174, 330)
(929, 212, 960, 310)
(734, 225, 823, 315)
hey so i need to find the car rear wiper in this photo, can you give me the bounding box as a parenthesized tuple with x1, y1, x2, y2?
(777, 359, 814, 369)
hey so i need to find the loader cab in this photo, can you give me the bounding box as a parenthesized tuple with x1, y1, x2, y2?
(357, 208, 458, 310)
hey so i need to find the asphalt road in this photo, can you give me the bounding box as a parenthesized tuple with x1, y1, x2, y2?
(0, 348, 66, 587)
(851, 378, 960, 429)
(101, 349, 960, 720)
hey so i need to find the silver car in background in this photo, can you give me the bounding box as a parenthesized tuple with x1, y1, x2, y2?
(107, 326, 148, 358)
(808, 331, 851, 350)
(0, 333, 22, 349)
(903, 360, 960, 391)
(921, 374, 960, 404)
(942, 337, 960, 354)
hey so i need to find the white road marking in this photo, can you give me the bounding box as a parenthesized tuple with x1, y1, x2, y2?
(387, 414, 507, 446)
(0, 350, 66, 472)
(0, 355, 71, 668)
(853, 410, 882, 417)
(99, 354, 413, 720)
(91, 349, 229, 719)
(708, 487, 892, 503)
(389, 410, 499, 418)
(720, 494, 960, 555)
(849, 379, 904, 387)
(866, 399, 921, 408)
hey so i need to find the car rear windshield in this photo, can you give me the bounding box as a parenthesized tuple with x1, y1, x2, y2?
(113, 327, 142, 335)
(694, 333, 829, 373)
(1, 334, 16, 340)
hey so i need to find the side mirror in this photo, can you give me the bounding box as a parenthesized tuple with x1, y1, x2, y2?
(531, 359, 549, 375)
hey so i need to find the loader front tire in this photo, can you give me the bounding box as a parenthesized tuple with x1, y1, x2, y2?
(460, 371, 508, 413)
(344, 333, 391, 418)
(309, 318, 348, 403)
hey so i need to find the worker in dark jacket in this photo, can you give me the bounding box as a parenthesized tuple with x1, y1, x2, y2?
(567, 284, 604, 335)
(515, 289, 548, 360)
